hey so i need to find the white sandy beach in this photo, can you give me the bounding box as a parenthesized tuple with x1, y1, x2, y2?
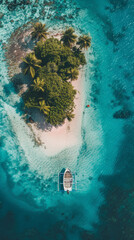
(30, 70, 85, 156)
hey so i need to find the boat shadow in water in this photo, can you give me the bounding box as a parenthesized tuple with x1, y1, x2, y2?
(59, 168, 65, 192)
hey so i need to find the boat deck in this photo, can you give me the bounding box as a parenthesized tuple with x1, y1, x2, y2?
(64, 171, 73, 189)
(65, 171, 72, 178)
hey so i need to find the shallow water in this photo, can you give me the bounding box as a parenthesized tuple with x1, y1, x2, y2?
(0, 0, 134, 239)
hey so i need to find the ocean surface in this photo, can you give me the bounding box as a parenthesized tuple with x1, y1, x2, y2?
(0, 0, 134, 239)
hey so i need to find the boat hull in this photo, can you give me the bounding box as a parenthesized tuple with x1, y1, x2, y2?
(63, 168, 73, 191)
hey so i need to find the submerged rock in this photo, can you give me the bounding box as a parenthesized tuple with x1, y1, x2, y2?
(0, 12, 4, 19)
(113, 109, 133, 119)
(8, 3, 17, 11)
(44, 0, 54, 6)
(33, 4, 38, 7)
(0, 21, 3, 28)
(25, 0, 31, 4)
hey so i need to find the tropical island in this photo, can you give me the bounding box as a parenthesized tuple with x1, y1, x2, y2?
(22, 22, 91, 126)
(6, 22, 91, 155)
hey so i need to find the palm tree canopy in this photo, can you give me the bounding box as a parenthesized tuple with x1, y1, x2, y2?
(31, 77, 45, 92)
(72, 46, 82, 56)
(31, 22, 48, 40)
(39, 100, 50, 115)
(25, 98, 50, 115)
(61, 27, 77, 48)
(25, 97, 37, 109)
(67, 68, 79, 80)
(30, 66, 35, 79)
(22, 53, 42, 78)
(77, 35, 91, 49)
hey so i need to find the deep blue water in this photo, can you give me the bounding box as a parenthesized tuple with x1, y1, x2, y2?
(0, 0, 134, 239)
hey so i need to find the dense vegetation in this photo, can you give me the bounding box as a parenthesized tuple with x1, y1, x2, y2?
(22, 22, 91, 126)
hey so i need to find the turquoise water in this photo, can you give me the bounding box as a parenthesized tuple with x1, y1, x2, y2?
(0, 0, 134, 239)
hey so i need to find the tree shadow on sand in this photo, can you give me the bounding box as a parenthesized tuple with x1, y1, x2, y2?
(27, 107, 53, 131)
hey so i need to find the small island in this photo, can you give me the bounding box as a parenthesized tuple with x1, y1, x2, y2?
(22, 23, 91, 125)
(6, 22, 91, 155)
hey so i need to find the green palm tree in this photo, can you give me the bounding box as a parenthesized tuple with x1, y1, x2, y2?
(22, 53, 42, 78)
(31, 22, 48, 40)
(61, 27, 77, 48)
(72, 46, 82, 56)
(31, 77, 45, 92)
(39, 100, 50, 115)
(77, 35, 91, 49)
(25, 98, 50, 115)
(67, 68, 79, 81)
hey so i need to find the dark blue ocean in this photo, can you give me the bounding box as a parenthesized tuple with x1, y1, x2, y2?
(0, 0, 134, 239)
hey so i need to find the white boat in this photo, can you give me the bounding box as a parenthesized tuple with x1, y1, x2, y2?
(63, 168, 73, 192)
